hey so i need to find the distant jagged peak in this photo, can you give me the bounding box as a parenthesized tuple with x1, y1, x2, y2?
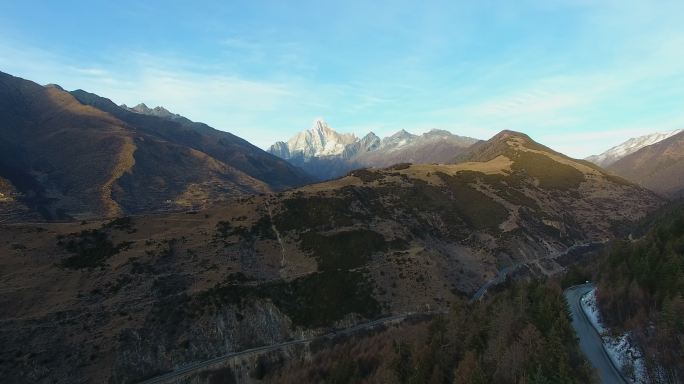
(268, 141, 290, 159)
(307, 118, 356, 138)
(121, 102, 179, 119)
(277, 118, 358, 159)
(388, 128, 415, 139)
(150, 105, 174, 117)
(132, 102, 152, 113)
(423, 128, 451, 136)
(361, 131, 380, 141)
(340, 131, 381, 159)
(380, 129, 417, 151)
(268, 121, 480, 165)
(311, 117, 331, 132)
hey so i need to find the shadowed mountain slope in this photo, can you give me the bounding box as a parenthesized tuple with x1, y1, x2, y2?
(0, 71, 312, 220)
(70, 89, 312, 191)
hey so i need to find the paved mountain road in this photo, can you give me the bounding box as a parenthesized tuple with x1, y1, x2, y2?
(565, 284, 627, 384)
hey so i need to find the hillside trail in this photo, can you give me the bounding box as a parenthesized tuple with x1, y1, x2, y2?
(266, 199, 286, 267)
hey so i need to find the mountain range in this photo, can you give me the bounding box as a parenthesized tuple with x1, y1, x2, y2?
(0, 71, 312, 221)
(268, 119, 479, 180)
(3, 68, 681, 225)
(0, 126, 662, 382)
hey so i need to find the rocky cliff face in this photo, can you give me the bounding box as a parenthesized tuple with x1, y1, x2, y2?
(110, 302, 293, 383)
(340, 132, 381, 160)
(268, 141, 291, 159)
(272, 119, 358, 159)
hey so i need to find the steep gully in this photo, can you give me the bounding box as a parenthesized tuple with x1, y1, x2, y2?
(265, 200, 286, 267)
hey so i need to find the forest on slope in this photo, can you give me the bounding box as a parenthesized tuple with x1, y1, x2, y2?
(596, 201, 684, 382)
(257, 280, 595, 384)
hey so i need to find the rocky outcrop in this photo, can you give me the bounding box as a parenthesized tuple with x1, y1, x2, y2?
(111, 302, 293, 384)
(271, 119, 358, 159)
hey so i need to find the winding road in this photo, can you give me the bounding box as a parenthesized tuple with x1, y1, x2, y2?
(565, 284, 627, 384)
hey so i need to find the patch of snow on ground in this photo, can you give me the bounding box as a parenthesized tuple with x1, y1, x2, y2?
(604, 334, 648, 384)
(580, 288, 606, 333)
(581, 288, 648, 383)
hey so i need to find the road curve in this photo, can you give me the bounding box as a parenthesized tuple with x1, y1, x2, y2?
(470, 263, 522, 302)
(565, 284, 627, 384)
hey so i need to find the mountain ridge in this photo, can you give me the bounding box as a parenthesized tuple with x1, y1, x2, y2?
(606, 129, 684, 196)
(586, 129, 683, 167)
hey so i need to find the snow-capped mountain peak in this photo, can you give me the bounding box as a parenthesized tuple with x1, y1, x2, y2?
(586, 129, 683, 167)
(380, 129, 417, 151)
(311, 118, 329, 132)
(275, 119, 357, 159)
(267, 122, 480, 180)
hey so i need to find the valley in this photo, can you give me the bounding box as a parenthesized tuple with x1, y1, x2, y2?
(0, 126, 664, 383)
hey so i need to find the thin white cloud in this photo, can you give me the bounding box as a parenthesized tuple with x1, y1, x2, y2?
(0, 41, 318, 148)
(2, 2, 684, 157)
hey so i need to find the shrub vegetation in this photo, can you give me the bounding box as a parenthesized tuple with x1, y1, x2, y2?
(59, 229, 130, 269)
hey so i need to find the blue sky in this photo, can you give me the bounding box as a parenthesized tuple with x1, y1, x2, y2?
(1, 0, 683, 157)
